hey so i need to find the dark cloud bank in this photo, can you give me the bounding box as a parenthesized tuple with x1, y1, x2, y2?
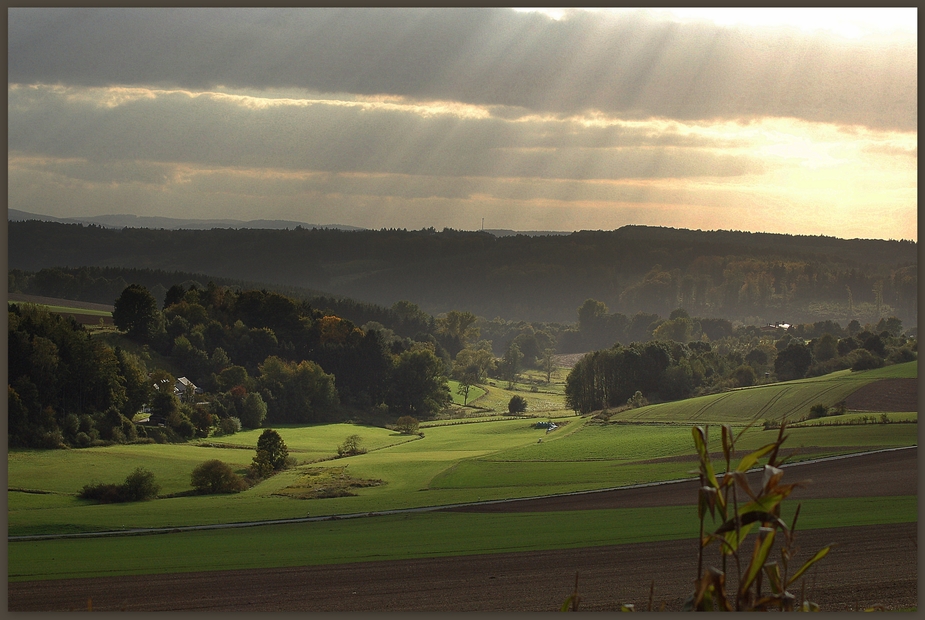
(9, 8, 916, 131)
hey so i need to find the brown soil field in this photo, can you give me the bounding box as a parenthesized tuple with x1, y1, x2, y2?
(845, 378, 918, 412)
(9, 448, 916, 612)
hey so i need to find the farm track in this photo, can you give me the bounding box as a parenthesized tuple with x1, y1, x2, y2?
(8, 448, 916, 611)
(752, 385, 790, 420)
(689, 391, 733, 420)
(770, 383, 843, 421)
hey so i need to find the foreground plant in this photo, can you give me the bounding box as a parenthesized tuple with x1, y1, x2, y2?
(686, 421, 830, 611)
(560, 421, 831, 612)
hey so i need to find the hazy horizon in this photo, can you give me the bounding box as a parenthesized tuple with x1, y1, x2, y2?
(8, 8, 917, 241)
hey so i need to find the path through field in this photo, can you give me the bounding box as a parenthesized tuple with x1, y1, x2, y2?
(9, 448, 916, 611)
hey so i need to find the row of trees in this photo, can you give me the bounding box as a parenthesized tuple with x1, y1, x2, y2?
(564, 324, 916, 415)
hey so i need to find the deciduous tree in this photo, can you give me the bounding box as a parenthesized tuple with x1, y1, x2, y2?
(113, 284, 161, 340)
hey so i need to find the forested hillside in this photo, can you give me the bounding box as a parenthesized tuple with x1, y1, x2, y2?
(9, 283, 452, 449)
(9, 221, 917, 326)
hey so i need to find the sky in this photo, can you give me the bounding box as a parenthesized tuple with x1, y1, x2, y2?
(7, 8, 918, 240)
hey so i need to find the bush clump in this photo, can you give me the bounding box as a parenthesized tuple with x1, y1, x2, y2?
(79, 467, 160, 503)
(191, 459, 248, 494)
(336, 434, 367, 457)
(216, 416, 242, 436)
(394, 416, 420, 435)
(507, 395, 527, 414)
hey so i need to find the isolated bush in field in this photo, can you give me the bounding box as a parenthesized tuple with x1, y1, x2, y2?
(807, 404, 828, 419)
(191, 459, 247, 494)
(80, 467, 160, 503)
(395, 415, 420, 435)
(337, 434, 367, 457)
(508, 395, 527, 414)
(122, 467, 160, 501)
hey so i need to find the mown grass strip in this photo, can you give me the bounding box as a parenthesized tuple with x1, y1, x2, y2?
(9, 495, 915, 582)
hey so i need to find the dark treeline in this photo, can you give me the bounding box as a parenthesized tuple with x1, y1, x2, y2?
(9, 221, 917, 327)
(9, 266, 435, 340)
(564, 315, 917, 414)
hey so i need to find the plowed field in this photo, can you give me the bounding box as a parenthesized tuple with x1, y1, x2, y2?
(9, 448, 916, 611)
(845, 378, 917, 412)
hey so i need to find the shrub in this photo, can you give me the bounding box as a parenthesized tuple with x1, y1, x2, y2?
(121, 467, 160, 501)
(173, 418, 197, 440)
(337, 434, 367, 457)
(216, 416, 242, 436)
(79, 467, 159, 503)
(39, 429, 66, 449)
(626, 391, 648, 409)
(508, 395, 527, 414)
(191, 459, 247, 494)
(807, 403, 828, 419)
(79, 482, 124, 504)
(395, 415, 420, 435)
(145, 426, 168, 444)
(74, 431, 92, 448)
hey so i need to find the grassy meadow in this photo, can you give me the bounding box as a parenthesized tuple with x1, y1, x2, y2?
(610, 362, 916, 425)
(8, 361, 917, 581)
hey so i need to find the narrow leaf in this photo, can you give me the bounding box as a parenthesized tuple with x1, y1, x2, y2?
(787, 546, 831, 586)
(721, 424, 733, 465)
(719, 522, 757, 555)
(692, 426, 719, 488)
(764, 562, 783, 595)
(735, 442, 777, 473)
(740, 527, 776, 594)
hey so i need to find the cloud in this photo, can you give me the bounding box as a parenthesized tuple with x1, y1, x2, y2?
(8, 8, 916, 131)
(8, 85, 766, 182)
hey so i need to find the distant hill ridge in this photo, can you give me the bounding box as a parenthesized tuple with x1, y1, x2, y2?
(8, 208, 363, 232)
(8, 218, 916, 325)
(8, 209, 573, 236)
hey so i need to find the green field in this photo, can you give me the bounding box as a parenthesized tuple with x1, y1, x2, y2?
(8, 362, 917, 580)
(611, 362, 916, 424)
(9, 495, 916, 582)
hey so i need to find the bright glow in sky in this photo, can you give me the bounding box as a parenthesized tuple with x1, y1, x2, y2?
(7, 8, 917, 240)
(519, 7, 917, 39)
